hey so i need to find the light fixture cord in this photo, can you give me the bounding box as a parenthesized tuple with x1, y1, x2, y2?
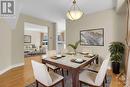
(73, 0, 76, 11)
(73, 0, 76, 4)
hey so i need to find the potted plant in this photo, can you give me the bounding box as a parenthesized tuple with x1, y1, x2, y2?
(68, 40, 80, 55)
(109, 42, 125, 74)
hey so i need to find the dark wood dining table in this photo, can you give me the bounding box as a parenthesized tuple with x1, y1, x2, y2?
(42, 54, 98, 87)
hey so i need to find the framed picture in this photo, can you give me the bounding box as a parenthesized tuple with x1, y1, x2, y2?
(24, 35, 31, 43)
(80, 28, 104, 46)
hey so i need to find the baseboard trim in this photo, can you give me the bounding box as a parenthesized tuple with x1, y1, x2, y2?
(0, 63, 24, 75)
(0, 66, 12, 75)
(11, 63, 24, 69)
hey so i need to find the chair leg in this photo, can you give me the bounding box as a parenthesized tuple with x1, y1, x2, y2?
(103, 80, 105, 87)
(105, 75, 107, 83)
(47, 67, 49, 71)
(62, 69, 64, 76)
(54, 69, 56, 73)
(62, 79, 64, 87)
(36, 80, 38, 87)
(96, 57, 99, 64)
(80, 82, 82, 87)
(67, 70, 69, 76)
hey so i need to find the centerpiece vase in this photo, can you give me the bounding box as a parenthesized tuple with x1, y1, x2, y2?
(74, 49, 77, 55)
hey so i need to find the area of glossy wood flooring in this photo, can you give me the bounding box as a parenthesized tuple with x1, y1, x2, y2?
(0, 56, 124, 87)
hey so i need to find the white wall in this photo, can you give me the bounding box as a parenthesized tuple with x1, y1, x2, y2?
(11, 14, 56, 65)
(12, 15, 24, 65)
(0, 19, 12, 73)
(116, 0, 126, 12)
(66, 9, 127, 60)
(24, 30, 41, 47)
(0, 14, 57, 74)
(56, 19, 66, 51)
(56, 20, 66, 33)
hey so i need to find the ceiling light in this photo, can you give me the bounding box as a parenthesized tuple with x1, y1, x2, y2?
(66, 0, 83, 21)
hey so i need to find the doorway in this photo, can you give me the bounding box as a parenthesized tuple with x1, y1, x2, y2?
(24, 22, 48, 57)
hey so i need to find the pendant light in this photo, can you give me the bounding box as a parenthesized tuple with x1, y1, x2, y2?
(66, 0, 83, 21)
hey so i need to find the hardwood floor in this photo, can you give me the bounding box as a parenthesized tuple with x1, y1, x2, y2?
(0, 66, 24, 87)
(24, 56, 42, 86)
(108, 70, 124, 87)
(0, 56, 125, 87)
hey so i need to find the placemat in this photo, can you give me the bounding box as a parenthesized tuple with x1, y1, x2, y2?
(70, 59, 86, 64)
(84, 55, 95, 58)
(79, 52, 89, 55)
(51, 56, 66, 60)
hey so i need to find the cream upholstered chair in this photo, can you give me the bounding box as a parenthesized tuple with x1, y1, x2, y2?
(79, 58, 110, 87)
(31, 60, 64, 87)
(61, 48, 69, 75)
(46, 50, 60, 71)
(83, 59, 103, 72)
(83, 55, 109, 72)
(83, 56, 109, 83)
(43, 50, 64, 75)
(61, 48, 69, 55)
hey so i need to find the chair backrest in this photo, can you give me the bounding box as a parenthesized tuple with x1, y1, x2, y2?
(31, 60, 52, 86)
(61, 49, 68, 54)
(47, 50, 56, 57)
(95, 58, 110, 86)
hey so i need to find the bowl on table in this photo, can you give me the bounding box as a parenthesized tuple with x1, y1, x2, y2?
(88, 53, 94, 57)
(75, 58, 84, 62)
(56, 54, 62, 58)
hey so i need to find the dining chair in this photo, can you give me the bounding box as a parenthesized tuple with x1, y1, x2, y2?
(61, 48, 69, 55)
(43, 50, 64, 75)
(79, 58, 110, 87)
(31, 60, 64, 87)
(83, 55, 110, 83)
(46, 50, 60, 71)
(61, 48, 69, 75)
(83, 55, 109, 72)
(83, 59, 102, 72)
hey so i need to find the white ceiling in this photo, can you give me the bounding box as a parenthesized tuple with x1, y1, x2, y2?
(4, 0, 117, 30)
(20, 0, 117, 22)
(24, 22, 48, 33)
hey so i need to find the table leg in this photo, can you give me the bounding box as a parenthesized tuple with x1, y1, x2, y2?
(72, 70, 79, 87)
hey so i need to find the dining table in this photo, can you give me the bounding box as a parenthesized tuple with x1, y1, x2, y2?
(42, 53, 98, 87)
